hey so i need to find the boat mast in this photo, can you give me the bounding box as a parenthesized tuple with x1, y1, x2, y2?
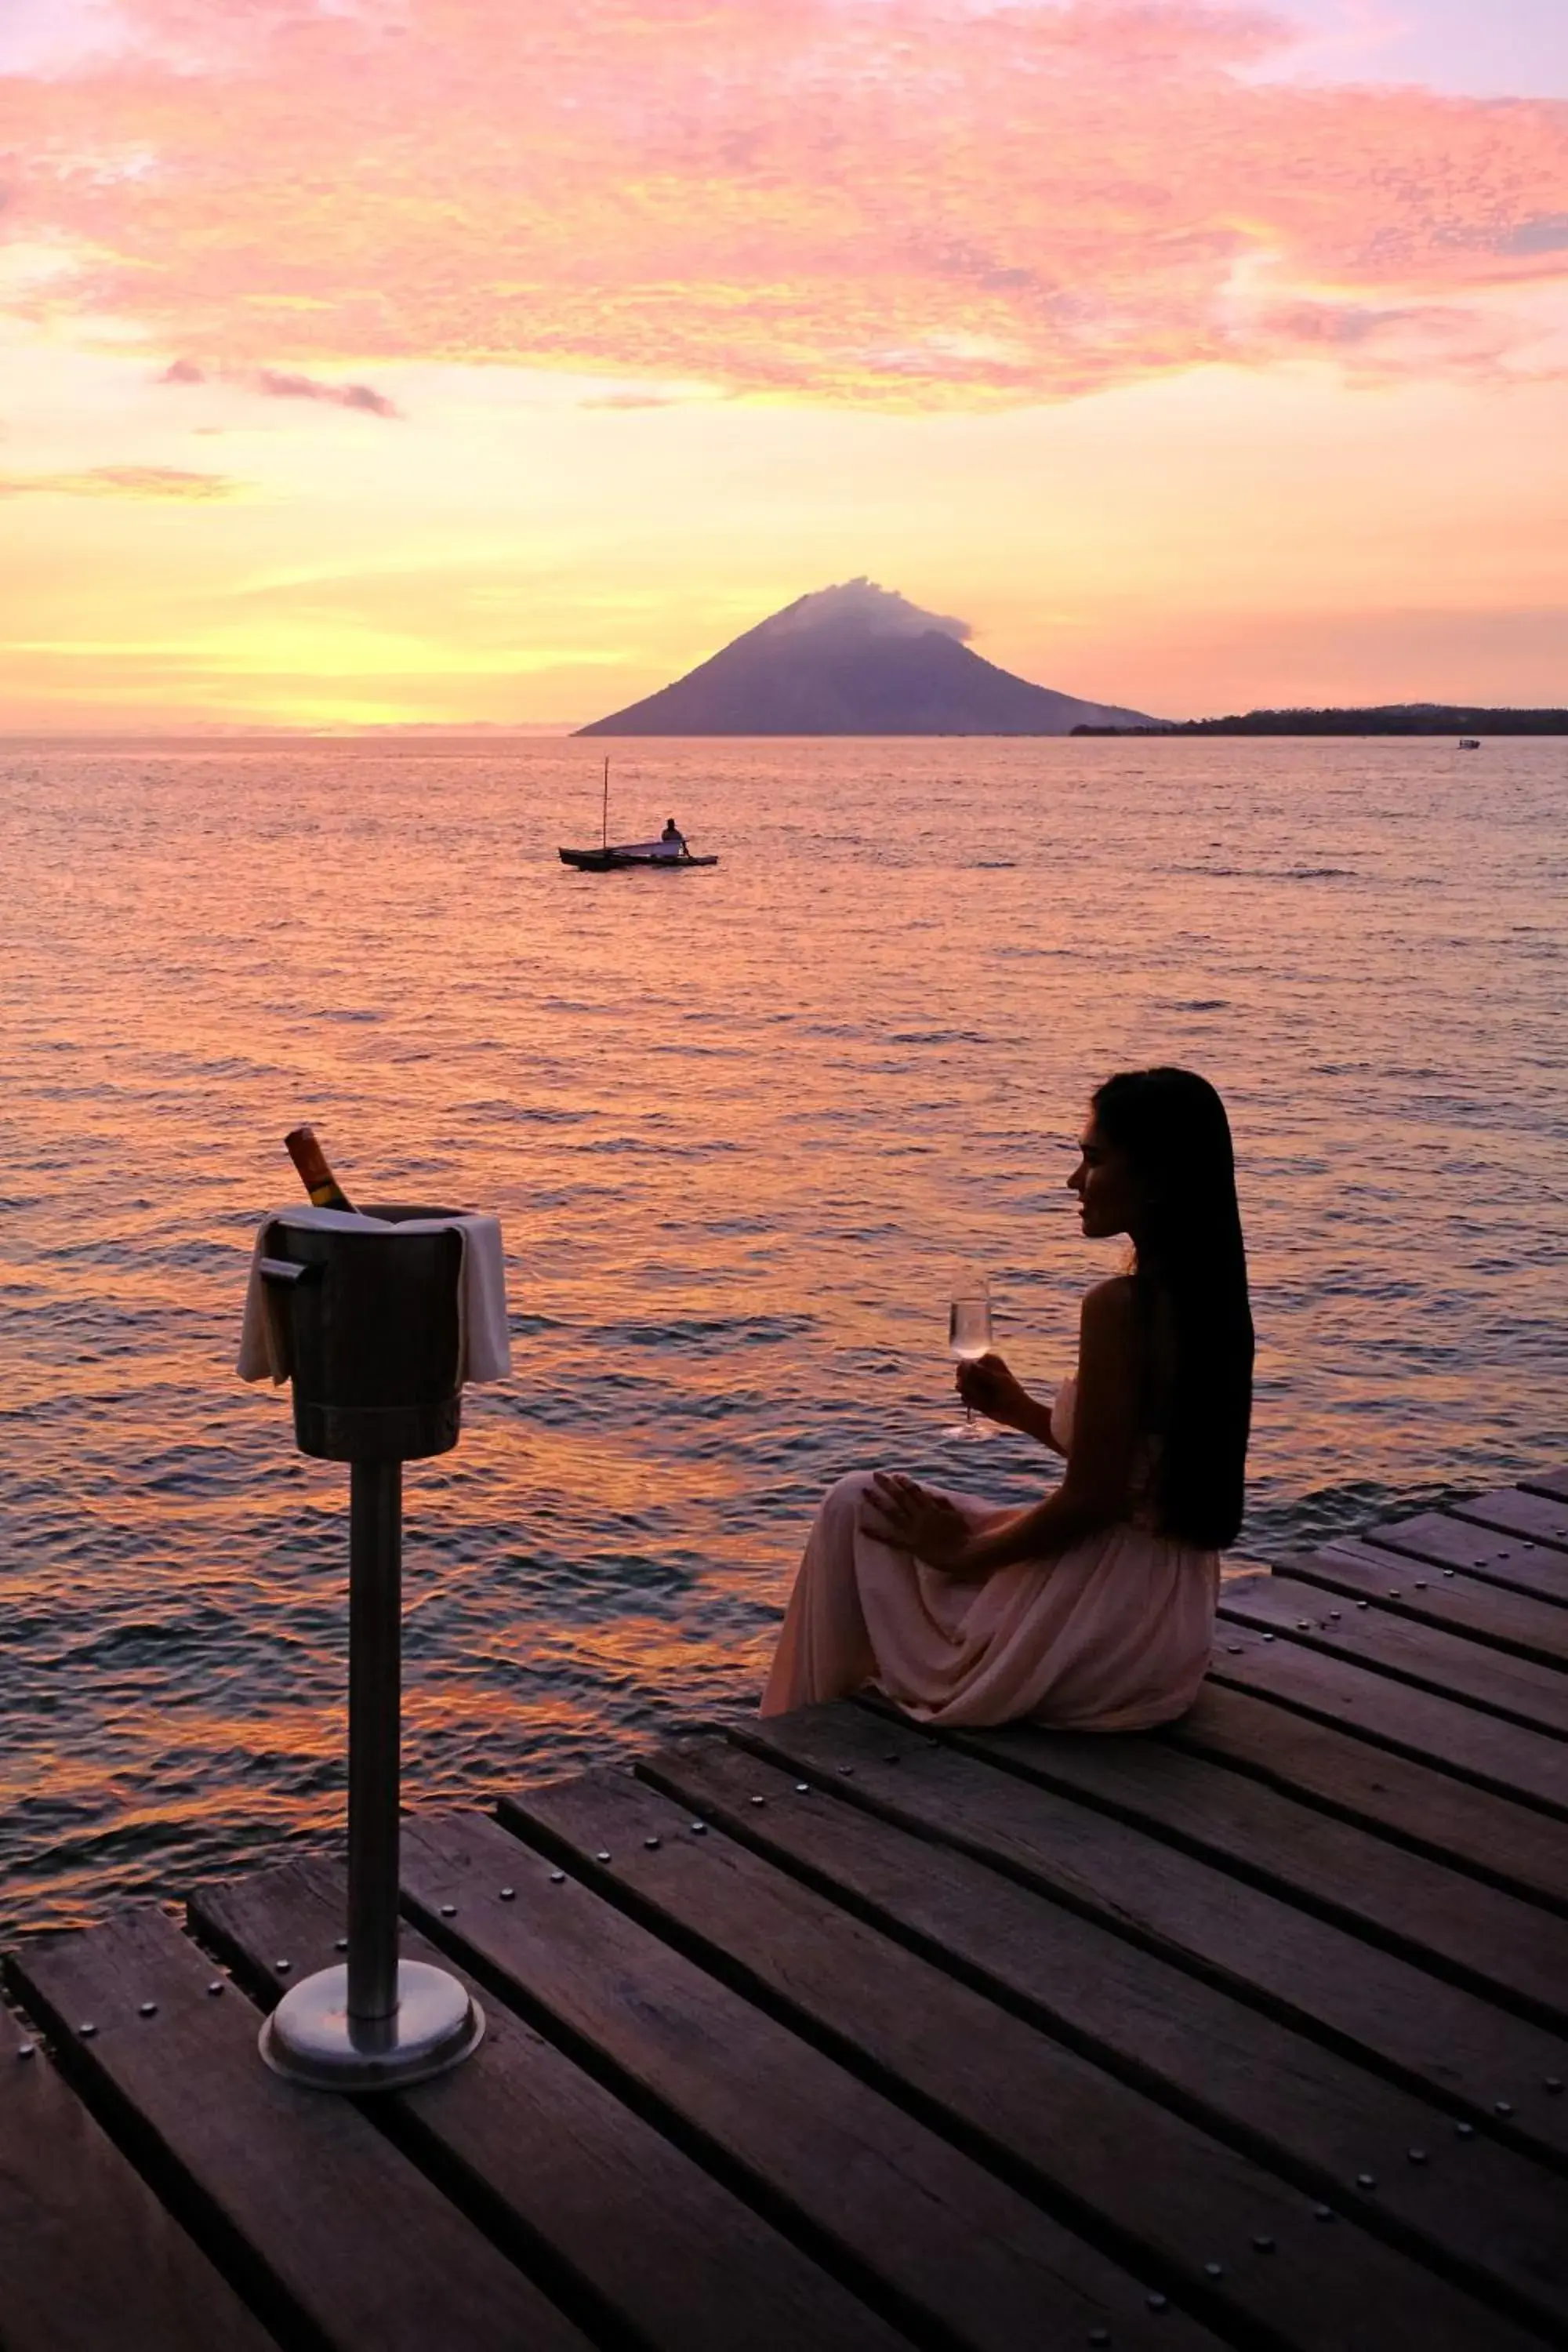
(601, 757, 609, 851)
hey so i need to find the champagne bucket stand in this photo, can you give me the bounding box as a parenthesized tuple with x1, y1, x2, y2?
(254, 1205, 485, 2092)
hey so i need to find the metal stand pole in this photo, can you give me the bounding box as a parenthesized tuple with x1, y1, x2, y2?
(258, 1459, 484, 2092)
(347, 1459, 401, 2028)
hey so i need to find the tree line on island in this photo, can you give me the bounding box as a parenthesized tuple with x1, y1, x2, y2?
(1074, 708, 1568, 736)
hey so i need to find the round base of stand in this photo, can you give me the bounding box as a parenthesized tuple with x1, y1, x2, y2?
(259, 1960, 484, 2092)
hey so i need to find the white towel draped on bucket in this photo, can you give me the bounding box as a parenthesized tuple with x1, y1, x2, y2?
(238, 1207, 512, 1387)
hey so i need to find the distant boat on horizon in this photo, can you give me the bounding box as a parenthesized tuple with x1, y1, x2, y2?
(557, 759, 719, 872)
(1459, 736, 1483, 750)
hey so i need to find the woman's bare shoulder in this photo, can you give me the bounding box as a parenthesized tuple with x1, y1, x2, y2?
(1080, 1273, 1138, 1331)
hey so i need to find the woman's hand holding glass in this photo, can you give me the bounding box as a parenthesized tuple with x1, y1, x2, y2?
(955, 1351, 1035, 1432)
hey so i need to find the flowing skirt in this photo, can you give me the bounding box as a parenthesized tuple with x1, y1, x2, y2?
(760, 1468, 1218, 1730)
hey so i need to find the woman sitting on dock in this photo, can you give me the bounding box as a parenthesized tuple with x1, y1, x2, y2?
(762, 1068, 1253, 1730)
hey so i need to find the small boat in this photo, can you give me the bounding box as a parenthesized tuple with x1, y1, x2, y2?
(559, 760, 718, 872)
(558, 843, 718, 871)
(1459, 737, 1482, 750)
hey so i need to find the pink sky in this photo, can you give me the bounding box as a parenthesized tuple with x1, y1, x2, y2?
(2, 0, 1565, 726)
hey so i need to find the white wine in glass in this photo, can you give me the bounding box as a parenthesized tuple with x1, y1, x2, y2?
(947, 1285, 993, 1438)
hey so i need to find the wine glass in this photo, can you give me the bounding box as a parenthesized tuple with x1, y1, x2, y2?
(947, 1281, 993, 1438)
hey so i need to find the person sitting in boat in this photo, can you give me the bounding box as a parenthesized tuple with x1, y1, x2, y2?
(761, 1067, 1254, 1731)
(659, 817, 688, 857)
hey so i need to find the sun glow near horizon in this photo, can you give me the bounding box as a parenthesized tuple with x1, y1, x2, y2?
(2, 0, 1566, 730)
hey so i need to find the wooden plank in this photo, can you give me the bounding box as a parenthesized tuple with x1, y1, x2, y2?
(757, 1694, 1568, 2170)
(1363, 1515, 1568, 1609)
(1208, 1625, 1568, 1819)
(721, 1712, 1568, 2162)
(7, 1907, 590, 2352)
(951, 1718, 1568, 2026)
(1218, 1573, 1568, 1740)
(0, 2031, 278, 2352)
(398, 1809, 1214, 2352)
(1285, 1541, 1568, 1668)
(1452, 1490, 1568, 1552)
(1167, 1683, 1568, 1916)
(1523, 1469, 1568, 1504)
(503, 1755, 1543, 2352)
(720, 1710, 1568, 2340)
(190, 1854, 901, 2352)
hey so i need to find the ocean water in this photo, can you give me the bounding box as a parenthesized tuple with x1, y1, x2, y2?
(2, 735, 1564, 1939)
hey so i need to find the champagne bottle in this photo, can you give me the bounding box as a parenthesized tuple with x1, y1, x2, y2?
(285, 1124, 357, 1212)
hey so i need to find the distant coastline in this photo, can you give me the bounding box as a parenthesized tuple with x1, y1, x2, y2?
(9, 707, 1566, 752)
(1073, 706, 1568, 737)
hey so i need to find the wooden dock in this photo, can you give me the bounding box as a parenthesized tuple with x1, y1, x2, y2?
(5, 1470, 1566, 2350)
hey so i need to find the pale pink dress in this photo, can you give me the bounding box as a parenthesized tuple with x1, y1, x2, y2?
(760, 1379, 1218, 1730)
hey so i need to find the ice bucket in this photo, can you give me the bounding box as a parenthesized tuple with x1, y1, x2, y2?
(260, 1205, 464, 1463)
(250, 1198, 494, 2090)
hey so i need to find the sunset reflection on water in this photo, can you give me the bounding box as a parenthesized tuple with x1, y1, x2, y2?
(2, 736, 1563, 1934)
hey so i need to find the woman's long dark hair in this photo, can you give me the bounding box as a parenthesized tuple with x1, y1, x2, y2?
(1091, 1068, 1253, 1548)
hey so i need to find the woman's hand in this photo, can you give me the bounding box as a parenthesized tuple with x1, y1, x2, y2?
(861, 1472, 975, 1573)
(956, 1351, 1038, 1435)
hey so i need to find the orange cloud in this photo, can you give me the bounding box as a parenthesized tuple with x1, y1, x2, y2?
(3, 0, 1566, 405)
(0, 465, 238, 497)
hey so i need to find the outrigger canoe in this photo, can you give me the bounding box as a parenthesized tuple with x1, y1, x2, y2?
(561, 760, 718, 870)
(558, 843, 719, 871)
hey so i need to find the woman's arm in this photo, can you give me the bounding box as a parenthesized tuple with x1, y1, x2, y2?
(956, 1279, 1142, 1575)
(955, 1353, 1065, 1453)
(866, 1279, 1142, 1581)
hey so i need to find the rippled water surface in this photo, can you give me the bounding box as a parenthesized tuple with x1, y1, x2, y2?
(2, 736, 1564, 1936)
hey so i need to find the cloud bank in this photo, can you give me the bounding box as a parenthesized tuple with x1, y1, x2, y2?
(3, 0, 1566, 406)
(0, 465, 238, 498)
